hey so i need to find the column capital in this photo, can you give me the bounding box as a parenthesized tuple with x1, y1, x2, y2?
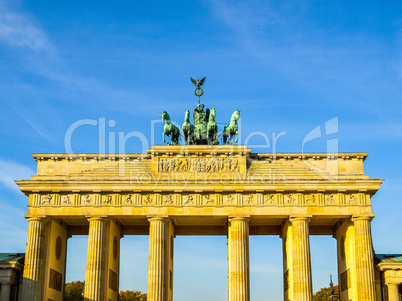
(24, 215, 48, 223)
(351, 215, 375, 222)
(386, 282, 400, 287)
(228, 216, 250, 223)
(147, 215, 170, 222)
(289, 215, 312, 223)
(86, 216, 109, 223)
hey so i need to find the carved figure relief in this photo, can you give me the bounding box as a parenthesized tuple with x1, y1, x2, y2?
(158, 157, 240, 173)
(286, 194, 296, 204)
(144, 194, 153, 205)
(62, 195, 71, 204)
(41, 194, 53, 205)
(244, 195, 254, 204)
(184, 195, 193, 205)
(348, 194, 358, 204)
(325, 194, 335, 205)
(305, 194, 316, 204)
(265, 194, 275, 204)
(123, 194, 133, 204)
(103, 194, 113, 205)
(227, 194, 234, 204)
(164, 195, 173, 205)
(83, 194, 93, 204)
(203, 195, 214, 205)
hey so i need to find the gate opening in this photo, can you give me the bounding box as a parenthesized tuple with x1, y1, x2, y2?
(310, 235, 338, 296)
(250, 235, 283, 301)
(173, 236, 227, 301)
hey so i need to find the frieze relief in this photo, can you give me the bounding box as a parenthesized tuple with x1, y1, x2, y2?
(158, 157, 240, 173)
(81, 194, 94, 205)
(244, 194, 255, 205)
(203, 195, 214, 205)
(265, 194, 276, 205)
(41, 194, 53, 205)
(285, 194, 296, 205)
(224, 194, 236, 205)
(325, 194, 338, 205)
(183, 195, 194, 205)
(102, 194, 113, 205)
(35, 192, 366, 207)
(143, 194, 154, 205)
(347, 194, 358, 205)
(123, 194, 134, 204)
(61, 195, 72, 205)
(305, 194, 316, 205)
(163, 194, 174, 205)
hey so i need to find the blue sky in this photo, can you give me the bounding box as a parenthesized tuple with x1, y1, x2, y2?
(1, 0, 402, 300)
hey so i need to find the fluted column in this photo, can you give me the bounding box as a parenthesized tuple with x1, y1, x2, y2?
(290, 217, 312, 301)
(386, 283, 400, 301)
(228, 217, 250, 301)
(352, 216, 376, 300)
(22, 217, 47, 301)
(0, 282, 11, 301)
(148, 217, 168, 301)
(84, 217, 108, 301)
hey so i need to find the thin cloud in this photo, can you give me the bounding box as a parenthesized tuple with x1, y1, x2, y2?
(0, 2, 52, 51)
(0, 159, 34, 193)
(11, 106, 55, 144)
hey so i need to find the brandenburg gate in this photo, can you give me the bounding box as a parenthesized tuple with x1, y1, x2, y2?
(17, 144, 383, 301)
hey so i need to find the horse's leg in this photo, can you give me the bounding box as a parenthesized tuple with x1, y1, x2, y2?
(183, 130, 187, 145)
(175, 128, 180, 145)
(235, 131, 239, 143)
(163, 131, 166, 143)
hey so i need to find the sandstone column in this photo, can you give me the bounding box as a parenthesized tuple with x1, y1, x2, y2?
(148, 217, 168, 301)
(0, 282, 11, 301)
(386, 283, 400, 301)
(352, 216, 376, 300)
(22, 217, 47, 301)
(228, 217, 250, 301)
(290, 216, 312, 301)
(84, 217, 108, 300)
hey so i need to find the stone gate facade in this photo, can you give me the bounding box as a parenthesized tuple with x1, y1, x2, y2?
(17, 145, 384, 301)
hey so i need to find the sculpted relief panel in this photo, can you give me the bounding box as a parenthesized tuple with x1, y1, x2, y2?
(158, 157, 240, 173)
(41, 194, 53, 205)
(102, 194, 114, 205)
(61, 195, 72, 205)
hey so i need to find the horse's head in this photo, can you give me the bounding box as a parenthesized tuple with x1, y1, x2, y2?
(184, 110, 190, 119)
(231, 109, 240, 121)
(210, 108, 216, 117)
(161, 111, 170, 122)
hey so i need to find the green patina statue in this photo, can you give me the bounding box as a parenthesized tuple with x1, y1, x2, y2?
(207, 108, 218, 144)
(225, 109, 240, 144)
(193, 103, 210, 144)
(161, 77, 241, 145)
(162, 111, 180, 145)
(182, 110, 194, 145)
